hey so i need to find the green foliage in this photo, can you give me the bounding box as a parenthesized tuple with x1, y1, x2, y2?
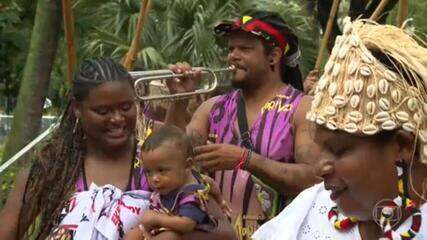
(76, 0, 241, 69)
(0, 2, 33, 113)
(1, 0, 426, 113)
(74, 0, 319, 78)
(386, 0, 427, 41)
(410, 0, 427, 37)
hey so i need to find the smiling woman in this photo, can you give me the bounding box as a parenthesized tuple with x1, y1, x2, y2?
(314, 129, 401, 220)
(74, 80, 137, 150)
(3, 59, 147, 239)
(0, 58, 235, 240)
(253, 19, 427, 240)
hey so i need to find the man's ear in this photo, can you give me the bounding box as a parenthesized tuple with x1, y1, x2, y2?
(395, 130, 416, 164)
(268, 47, 283, 66)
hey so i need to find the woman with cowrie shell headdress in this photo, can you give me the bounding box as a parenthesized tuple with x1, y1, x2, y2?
(253, 18, 427, 240)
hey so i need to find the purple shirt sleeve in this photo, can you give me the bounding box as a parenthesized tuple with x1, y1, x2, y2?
(177, 203, 207, 224)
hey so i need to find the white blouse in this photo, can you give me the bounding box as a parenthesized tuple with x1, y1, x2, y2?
(252, 183, 427, 240)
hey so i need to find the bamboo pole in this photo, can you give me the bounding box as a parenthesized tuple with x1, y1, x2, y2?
(397, 0, 408, 27)
(62, 0, 76, 85)
(122, 0, 152, 71)
(370, 0, 390, 21)
(314, 0, 341, 70)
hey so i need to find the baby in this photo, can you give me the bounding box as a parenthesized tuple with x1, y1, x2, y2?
(126, 126, 229, 239)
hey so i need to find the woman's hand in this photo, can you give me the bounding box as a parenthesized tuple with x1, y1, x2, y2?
(154, 199, 237, 240)
(140, 225, 154, 240)
(123, 225, 151, 240)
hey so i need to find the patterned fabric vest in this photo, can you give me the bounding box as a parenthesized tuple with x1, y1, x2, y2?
(207, 86, 303, 239)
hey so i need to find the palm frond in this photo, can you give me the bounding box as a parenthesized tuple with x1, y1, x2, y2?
(75, 0, 318, 76)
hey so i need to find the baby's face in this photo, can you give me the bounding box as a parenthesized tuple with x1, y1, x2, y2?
(142, 141, 189, 195)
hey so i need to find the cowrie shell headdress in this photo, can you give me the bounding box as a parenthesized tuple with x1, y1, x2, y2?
(307, 18, 427, 164)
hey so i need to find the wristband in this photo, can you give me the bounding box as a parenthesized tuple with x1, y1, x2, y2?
(242, 150, 252, 170)
(234, 149, 248, 170)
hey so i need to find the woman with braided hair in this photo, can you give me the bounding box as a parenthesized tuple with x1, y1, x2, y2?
(252, 19, 427, 240)
(0, 58, 235, 240)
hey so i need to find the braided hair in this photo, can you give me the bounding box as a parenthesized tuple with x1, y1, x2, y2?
(17, 58, 133, 239)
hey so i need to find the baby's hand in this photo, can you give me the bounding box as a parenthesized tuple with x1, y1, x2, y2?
(140, 210, 161, 231)
(219, 199, 232, 218)
(202, 175, 232, 217)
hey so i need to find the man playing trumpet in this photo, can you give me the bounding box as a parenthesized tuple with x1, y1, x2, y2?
(169, 10, 321, 239)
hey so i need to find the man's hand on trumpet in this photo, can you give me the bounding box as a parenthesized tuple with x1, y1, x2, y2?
(167, 62, 202, 94)
(161, 62, 202, 129)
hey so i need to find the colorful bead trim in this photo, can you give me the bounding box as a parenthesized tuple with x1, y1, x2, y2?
(328, 206, 358, 231)
(328, 162, 422, 239)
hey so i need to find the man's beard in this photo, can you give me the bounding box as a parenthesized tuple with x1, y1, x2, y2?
(231, 80, 246, 89)
(231, 78, 258, 91)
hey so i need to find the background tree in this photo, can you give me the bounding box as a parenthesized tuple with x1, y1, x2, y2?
(0, 0, 62, 204)
(0, 1, 35, 114)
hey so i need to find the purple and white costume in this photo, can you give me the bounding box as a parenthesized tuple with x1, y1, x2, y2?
(208, 86, 303, 238)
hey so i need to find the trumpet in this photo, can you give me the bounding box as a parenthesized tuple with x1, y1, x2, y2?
(130, 65, 235, 101)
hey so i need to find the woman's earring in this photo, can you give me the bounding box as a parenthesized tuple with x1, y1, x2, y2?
(422, 177, 427, 201)
(270, 63, 275, 71)
(73, 118, 80, 134)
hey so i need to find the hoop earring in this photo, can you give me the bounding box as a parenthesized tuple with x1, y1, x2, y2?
(73, 118, 80, 134)
(270, 64, 275, 71)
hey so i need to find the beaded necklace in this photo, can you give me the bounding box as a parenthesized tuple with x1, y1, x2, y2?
(327, 162, 422, 239)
